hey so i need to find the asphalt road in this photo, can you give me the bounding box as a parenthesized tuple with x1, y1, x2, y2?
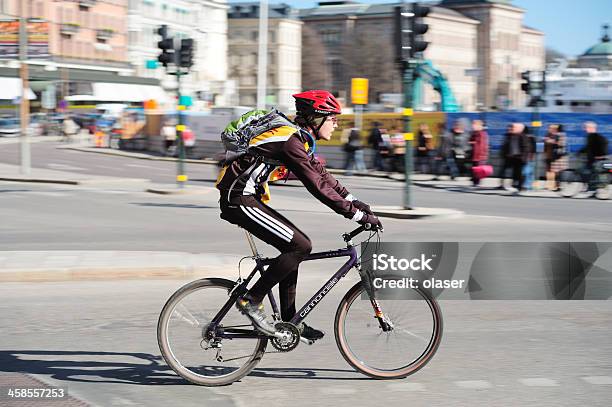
(1, 140, 612, 407)
(1, 279, 611, 407)
(1, 140, 611, 225)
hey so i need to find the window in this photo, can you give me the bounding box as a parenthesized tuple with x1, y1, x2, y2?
(251, 31, 258, 41)
(555, 100, 564, 106)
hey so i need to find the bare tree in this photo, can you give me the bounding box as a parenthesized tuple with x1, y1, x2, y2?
(302, 25, 330, 90)
(342, 22, 401, 102)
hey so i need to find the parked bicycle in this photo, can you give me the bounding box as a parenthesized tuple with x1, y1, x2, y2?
(558, 158, 612, 200)
(157, 225, 443, 386)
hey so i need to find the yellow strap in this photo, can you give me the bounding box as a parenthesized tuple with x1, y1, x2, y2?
(261, 181, 271, 204)
(214, 164, 228, 187)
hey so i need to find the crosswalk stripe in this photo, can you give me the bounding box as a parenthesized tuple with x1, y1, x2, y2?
(455, 380, 492, 389)
(386, 382, 426, 392)
(519, 378, 559, 387)
(581, 376, 612, 385)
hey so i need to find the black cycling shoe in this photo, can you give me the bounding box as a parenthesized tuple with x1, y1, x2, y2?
(298, 322, 325, 341)
(235, 296, 277, 336)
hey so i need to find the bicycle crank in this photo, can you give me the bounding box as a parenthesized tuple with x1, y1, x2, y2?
(270, 322, 300, 352)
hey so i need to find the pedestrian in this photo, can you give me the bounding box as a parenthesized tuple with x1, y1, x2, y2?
(389, 126, 406, 173)
(501, 123, 528, 191)
(469, 119, 489, 186)
(344, 128, 367, 176)
(544, 124, 568, 190)
(416, 123, 434, 174)
(161, 118, 177, 156)
(182, 126, 196, 158)
(368, 121, 384, 171)
(450, 120, 469, 176)
(62, 115, 79, 143)
(435, 122, 460, 180)
(521, 125, 537, 190)
(578, 121, 609, 191)
(496, 124, 514, 188)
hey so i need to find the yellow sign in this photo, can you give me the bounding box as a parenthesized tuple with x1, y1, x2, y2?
(403, 108, 414, 116)
(177, 174, 188, 182)
(531, 121, 542, 128)
(351, 78, 369, 105)
(404, 132, 414, 141)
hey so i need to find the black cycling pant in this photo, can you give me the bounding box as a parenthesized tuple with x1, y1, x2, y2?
(220, 195, 312, 322)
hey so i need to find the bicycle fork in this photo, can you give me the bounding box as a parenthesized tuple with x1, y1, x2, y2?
(357, 265, 394, 332)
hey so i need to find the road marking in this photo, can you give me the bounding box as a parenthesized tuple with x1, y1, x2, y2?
(582, 376, 612, 385)
(46, 163, 86, 171)
(320, 387, 356, 395)
(125, 163, 153, 169)
(386, 382, 426, 392)
(455, 380, 492, 389)
(519, 378, 559, 387)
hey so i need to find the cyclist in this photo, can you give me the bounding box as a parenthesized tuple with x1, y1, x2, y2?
(579, 121, 609, 190)
(215, 90, 383, 340)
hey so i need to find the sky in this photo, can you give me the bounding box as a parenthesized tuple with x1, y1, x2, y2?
(231, 0, 611, 57)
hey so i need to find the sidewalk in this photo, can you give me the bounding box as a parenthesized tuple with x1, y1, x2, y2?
(0, 251, 246, 282)
(0, 162, 149, 185)
(61, 144, 578, 199)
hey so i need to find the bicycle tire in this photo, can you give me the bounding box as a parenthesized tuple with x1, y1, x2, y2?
(157, 278, 267, 386)
(558, 169, 581, 197)
(334, 282, 443, 379)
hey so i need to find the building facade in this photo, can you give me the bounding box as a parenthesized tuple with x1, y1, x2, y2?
(440, 0, 545, 110)
(299, 0, 545, 111)
(1, 0, 130, 69)
(228, 3, 302, 111)
(127, 0, 230, 105)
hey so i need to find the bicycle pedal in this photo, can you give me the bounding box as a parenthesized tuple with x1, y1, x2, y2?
(299, 337, 315, 345)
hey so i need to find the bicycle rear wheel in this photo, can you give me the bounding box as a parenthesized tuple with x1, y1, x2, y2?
(335, 282, 442, 379)
(157, 278, 267, 386)
(558, 169, 582, 197)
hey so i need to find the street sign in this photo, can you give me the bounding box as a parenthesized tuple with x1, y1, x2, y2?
(146, 60, 158, 69)
(351, 78, 369, 105)
(465, 68, 482, 77)
(178, 95, 192, 107)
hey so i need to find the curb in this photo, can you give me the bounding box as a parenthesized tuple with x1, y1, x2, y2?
(146, 186, 215, 195)
(373, 206, 464, 220)
(0, 176, 150, 186)
(62, 145, 218, 165)
(0, 266, 237, 283)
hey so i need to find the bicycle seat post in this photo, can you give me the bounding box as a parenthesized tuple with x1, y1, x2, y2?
(244, 231, 261, 258)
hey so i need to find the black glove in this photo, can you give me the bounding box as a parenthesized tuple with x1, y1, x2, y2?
(359, 214, 383, 231)
(352, 200, 373, 215)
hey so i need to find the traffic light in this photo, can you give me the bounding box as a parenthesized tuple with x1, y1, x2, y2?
(520, 71, 531, 94)
(179, 38, 194, 68)
(156, 25, 174, 68)
(409, 3, 430, 58)
(393, 2, 430, 64)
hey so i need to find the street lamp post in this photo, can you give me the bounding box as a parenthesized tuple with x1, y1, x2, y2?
(19, 0, 31, 175)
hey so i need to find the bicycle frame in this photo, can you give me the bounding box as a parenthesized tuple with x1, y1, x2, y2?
(206, 232, 361, 341)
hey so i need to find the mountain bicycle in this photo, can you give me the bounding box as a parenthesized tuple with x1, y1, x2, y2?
(157, 225, 443, 386)
(558, 158, 612, 200)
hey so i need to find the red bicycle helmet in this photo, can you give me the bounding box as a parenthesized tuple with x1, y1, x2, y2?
(293, 90, 341, 117)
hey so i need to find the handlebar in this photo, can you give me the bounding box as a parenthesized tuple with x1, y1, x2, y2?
(342, 223, 381, 243)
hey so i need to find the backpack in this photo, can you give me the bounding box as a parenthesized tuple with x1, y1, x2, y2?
(220, 109, 299, 162)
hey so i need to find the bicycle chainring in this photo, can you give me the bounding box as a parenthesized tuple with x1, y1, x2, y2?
(270, 322, 300, 352)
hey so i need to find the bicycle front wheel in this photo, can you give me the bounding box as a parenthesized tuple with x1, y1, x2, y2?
(335, 282, 442, 379)
(157, 278, 267, 386)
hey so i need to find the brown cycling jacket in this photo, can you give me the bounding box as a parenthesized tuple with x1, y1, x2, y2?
(215, 125, 364, 221)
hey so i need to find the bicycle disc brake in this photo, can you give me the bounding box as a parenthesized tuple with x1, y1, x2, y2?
(270, 322, 300, 352)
